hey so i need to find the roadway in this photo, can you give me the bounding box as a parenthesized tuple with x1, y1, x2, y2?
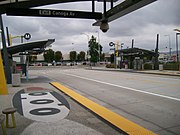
(29, 66, 180, 135)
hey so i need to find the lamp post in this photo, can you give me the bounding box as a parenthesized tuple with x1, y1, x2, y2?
(81, 33, 90, 61)
(164, 35, 172, 59)
(120, 43, 124, 69)
(175, 33, 180, 62)
(95, 31, 100, 62)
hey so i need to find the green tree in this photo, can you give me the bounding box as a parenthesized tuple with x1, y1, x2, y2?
(43, 49, 55, 62)
(88, 35, 102, 64)
(77, 51, 86, 61)
(54, 51, 63, 62)
(110, 53, 114, 63)
(100, 53, 105, 61)
(69, 51, 77, 61)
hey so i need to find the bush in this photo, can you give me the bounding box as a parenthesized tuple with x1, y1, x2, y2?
(163, 63, 180, 71)
(106, 64, 115, 68)
(144, 63, 153, 70)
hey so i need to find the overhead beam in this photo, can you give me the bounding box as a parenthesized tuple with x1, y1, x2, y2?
(6, 8, 102, 19)
(0, 0, 118, 14)
(93, 0, 157, 26)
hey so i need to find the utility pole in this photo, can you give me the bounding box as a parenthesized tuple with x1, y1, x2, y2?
(130, 39, 134, 69)
(175, 33, 180, 62)
(154, 34, 159, 70)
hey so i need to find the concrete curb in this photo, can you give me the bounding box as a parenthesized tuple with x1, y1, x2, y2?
(87, 68, 180, 77)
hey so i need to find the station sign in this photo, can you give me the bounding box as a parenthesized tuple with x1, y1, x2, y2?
(24, 33, 31, 40)
(6, 8, 102, 20)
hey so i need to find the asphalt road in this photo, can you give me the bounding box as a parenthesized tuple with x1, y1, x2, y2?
(29, 67, 180, 135)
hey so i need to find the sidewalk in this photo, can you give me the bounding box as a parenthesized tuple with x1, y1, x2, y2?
(0, 75, 122, 135)
(88, 67, 180, 77)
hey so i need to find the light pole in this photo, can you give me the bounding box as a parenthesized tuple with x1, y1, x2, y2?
(81, 33, 90, 61)
(95, 31, 101, 62)
(164, 35, 171, 59)
(175, 33, 180, 62)
(120, 43, 124, 69)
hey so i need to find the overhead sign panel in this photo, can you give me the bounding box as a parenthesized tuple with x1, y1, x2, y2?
(6, 8, 102, 19)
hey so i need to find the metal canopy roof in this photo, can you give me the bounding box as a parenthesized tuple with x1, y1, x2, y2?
(118, 47, 156, 57)
(1, 39, 55, 55)
(0, 0, 157, 31)
(0, 0, 117, 14)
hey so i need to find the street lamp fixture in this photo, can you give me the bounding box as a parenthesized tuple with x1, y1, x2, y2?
(80, 33, 89, 41)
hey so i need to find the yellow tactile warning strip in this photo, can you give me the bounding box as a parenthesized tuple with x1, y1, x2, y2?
(50, 82, 156, 135)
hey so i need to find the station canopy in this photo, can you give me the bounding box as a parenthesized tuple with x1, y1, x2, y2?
(118, 47, 156, 57)
(0, 0, 157, 25)
(1, 39, 55, 55)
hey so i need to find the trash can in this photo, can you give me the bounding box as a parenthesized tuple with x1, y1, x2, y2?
(12, 73, 21, 87)
(159, 64, 163, 71)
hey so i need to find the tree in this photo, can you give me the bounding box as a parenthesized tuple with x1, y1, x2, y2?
(43, 49, 55, 62)
(88, 35, 102, 64)
(69, 51, 77, 61)
(78, 51, 86, 61)
(54, 51, 63, 62)
(110, 53, 114, 63)
(100, 53, 105, 61)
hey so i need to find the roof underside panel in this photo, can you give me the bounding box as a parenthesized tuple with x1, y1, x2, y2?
(0, 0, 118, 14)
(2, 39, 55, 55)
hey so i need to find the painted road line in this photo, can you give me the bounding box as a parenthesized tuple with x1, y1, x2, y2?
(62, 73, 180, 102)
(50, 82, 156, 135)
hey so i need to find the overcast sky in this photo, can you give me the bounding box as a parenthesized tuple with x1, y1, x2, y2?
(2, 0, 180, 54)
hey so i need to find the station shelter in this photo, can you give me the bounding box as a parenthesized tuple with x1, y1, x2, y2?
(1, 39, 55, 76)
(117, 47, 156, 70)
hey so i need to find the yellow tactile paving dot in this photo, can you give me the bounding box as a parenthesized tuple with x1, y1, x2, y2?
(50, 82, 156, 135)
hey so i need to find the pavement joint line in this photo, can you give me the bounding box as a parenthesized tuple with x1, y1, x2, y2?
(50, 82, 156, 135)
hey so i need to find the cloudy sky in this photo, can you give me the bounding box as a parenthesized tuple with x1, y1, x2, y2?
(2, 0, 180, 54)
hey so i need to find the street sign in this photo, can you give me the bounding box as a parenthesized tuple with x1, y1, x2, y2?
(24, 33, 31, 40)
(109, 42, 115, 47)
(6, 8, 102, 20)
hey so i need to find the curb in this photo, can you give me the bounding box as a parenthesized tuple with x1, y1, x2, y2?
(87, 68, 180, 77)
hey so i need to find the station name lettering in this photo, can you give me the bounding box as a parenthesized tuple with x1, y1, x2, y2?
(39, 10, 75, 17)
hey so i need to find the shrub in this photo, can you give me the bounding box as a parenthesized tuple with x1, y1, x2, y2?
(163, 63, 180, 71)
(144, 63, 153, 70)
(106, 64, 115, 68)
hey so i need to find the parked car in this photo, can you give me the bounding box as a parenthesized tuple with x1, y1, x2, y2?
(42, 62, 48, 66)
(56, 62, 62, 66)
(48, 63, 52, 66)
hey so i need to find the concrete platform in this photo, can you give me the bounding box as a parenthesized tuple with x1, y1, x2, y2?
(0, 80, 123, 135)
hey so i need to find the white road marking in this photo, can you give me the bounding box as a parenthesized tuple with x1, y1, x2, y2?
(63, 73, 180, 102)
